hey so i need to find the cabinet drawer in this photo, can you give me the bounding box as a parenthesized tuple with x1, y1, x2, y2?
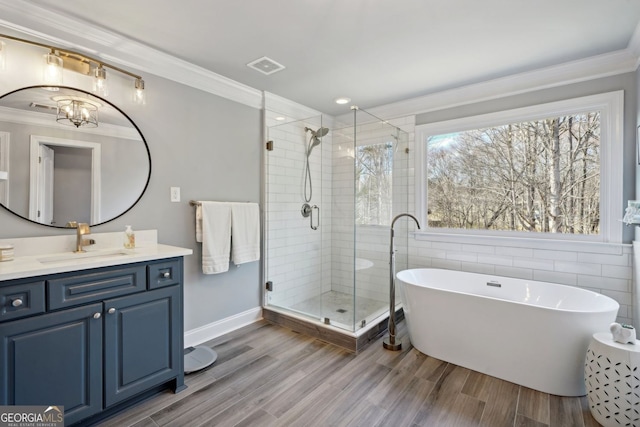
(148, 259, 182, 289)
(0, 281, 45, 322)
(48, 265, 146, 310)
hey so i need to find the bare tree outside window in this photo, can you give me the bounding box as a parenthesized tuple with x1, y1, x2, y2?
(356, 142, 393, 225)
(426, 113, 600, 235)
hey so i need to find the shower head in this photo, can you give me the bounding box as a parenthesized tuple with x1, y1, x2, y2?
(305, 127, 330, 155)
(305, 127, 329, 139)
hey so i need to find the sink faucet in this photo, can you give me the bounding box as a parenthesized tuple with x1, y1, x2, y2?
(66, 221, 95, 253)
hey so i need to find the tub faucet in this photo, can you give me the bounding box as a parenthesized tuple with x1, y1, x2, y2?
(67, 221, 95, 253)
(384, 213, 421, 351)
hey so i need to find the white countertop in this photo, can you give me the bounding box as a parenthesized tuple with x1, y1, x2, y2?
(0, 244, 193, 282)
(0, 230, 192, 281)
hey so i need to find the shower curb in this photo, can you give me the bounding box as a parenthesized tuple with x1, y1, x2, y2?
(262, 307, 404, 353)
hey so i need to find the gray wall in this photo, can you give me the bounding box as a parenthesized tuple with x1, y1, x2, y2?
(0, 73, 262, 332)
(416, 73, 638, 243)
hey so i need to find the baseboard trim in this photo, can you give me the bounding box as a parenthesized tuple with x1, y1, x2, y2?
(184, 307, 263, 348)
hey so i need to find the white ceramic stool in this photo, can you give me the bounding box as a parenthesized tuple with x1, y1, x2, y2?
(585, 332, 640, 426)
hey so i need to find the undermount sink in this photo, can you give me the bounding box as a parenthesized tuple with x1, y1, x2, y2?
(37, 249, 132, 264)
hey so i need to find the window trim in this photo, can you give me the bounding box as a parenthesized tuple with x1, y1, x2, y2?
(415, 91, 624, 243)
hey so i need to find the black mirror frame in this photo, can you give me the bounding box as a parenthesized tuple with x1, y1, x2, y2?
(0, 85, 152, 229)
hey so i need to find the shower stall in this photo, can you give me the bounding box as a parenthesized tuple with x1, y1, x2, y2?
(263, 106, 411, 350)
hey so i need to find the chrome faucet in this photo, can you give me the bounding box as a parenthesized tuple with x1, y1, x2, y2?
(66, 221, 95, 253)
(384, 213, 421, 351)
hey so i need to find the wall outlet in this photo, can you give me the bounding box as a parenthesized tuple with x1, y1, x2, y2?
(170, 187, 180, 202)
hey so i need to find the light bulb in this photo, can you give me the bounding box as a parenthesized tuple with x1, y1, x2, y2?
(0, 41, 6, 72)
(133, 78, 146, 105)
(43, 51, 63, 86)
(93, 66, 108, 97)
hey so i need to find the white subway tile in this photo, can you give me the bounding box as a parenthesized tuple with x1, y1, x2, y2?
(432, 242, 463, 251)
(578, 252, 630, 266)
(578, 275, 630, 292)
(495, 246, 533, 258)
(533, 249, 578, 262)
(446, 252, 478, 262)
(533, 270, 577, 286)
(554, 261, 601, 276)
(431, 259, 462, 270)
(460, 262, 495, 275)
(513, 257, 554, 271)
(601, 265, 632, 280)
(494, 266, 533, 280)
(462, 244, 495, 254)
(417, 248, 447, 259)
(477, 254, 513, 267)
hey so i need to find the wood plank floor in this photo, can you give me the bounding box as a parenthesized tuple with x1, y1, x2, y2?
(95, 320, 599, 427)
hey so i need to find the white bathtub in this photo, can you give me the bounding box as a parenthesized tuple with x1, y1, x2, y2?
(397, 268, 619, 396)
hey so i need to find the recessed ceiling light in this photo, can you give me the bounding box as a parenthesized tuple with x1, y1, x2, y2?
(334, 97, 351, 105)
(275, 116, 286, 121)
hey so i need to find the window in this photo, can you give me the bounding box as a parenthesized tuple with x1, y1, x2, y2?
(356, 142, 393, 225)
(415, 91, 623, 243)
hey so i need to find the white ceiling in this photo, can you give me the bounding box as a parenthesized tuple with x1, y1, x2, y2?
(7, 1, 640, 116)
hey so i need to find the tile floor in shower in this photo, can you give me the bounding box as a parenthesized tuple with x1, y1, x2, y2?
(289, 290, 388, 328)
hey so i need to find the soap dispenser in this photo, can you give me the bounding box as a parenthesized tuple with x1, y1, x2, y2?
(124, 225, 135, 249)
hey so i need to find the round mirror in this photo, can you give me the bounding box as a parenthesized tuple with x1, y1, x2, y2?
(0, 86, 151, 228)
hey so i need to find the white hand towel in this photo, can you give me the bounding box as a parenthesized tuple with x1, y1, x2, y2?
(230, 202, 260, 264)
(200, 201, 232, 274)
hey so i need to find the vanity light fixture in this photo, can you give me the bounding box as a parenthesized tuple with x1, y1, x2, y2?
(43, 50, 63, 86)
(93, 65, 108, 97)
(55, 98, 99, 128)
(0, 40, 6, 71)
(0, 33, 145, 102)
(133, 78, 145, 105)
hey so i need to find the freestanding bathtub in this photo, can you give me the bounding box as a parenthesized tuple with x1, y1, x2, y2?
(397, 268, 620, 396)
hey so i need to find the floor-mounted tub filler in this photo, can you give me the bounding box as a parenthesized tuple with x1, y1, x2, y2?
(397, 268, 619, 396)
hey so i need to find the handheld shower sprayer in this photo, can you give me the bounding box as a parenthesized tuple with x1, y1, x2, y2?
(305, 127, 329, 156)
(303, 126, 330, 203)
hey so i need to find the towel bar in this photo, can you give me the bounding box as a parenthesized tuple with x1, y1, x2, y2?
(189, 200, 257, 207)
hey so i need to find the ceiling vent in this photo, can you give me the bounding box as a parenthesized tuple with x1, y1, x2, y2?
(29, 102, 57, 112)
(247, 56, 285, 75)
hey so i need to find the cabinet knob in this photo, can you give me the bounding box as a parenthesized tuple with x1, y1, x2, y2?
(108, 308, 116, 314)
(11, 298, 23, 307)
(163, 271, 171, 278)
(93, 312, 101, 319)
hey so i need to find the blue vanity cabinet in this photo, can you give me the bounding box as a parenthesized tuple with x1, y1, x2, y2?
(0, 302, 103, 424)
(104, 284, 182, 407)
(0, 257, 186, 426)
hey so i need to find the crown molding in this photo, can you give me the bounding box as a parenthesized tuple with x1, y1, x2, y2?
(337, 48, 639, 123)
(0, 0, 263, 110)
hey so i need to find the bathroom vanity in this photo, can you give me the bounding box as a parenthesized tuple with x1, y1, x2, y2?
(0, 232, 192, 426)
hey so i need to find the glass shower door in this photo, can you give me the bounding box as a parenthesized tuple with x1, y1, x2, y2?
(265, 116, 336, 327)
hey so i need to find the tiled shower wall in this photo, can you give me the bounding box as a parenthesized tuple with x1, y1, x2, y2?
(398, 113, 634, 326)
(265, 119, 332, 308)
